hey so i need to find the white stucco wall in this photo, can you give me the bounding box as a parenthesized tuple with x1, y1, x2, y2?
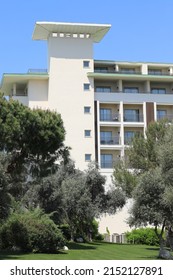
(28, 80, 48, 109)
(47, 36, 95, 170)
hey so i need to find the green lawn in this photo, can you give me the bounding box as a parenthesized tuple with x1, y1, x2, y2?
(0, 242, 160, 260)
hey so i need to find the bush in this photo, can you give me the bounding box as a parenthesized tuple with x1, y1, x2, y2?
(59, 224, 71, 241)
(0, 209, 65, 253)
(126, 228, 160, 246)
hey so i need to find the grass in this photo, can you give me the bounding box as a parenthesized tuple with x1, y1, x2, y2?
(0, 242, 160, 260)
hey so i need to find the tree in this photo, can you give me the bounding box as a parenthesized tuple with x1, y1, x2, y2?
(0, 93, 67, 180)
(0, 93, 68, 205)
(113, 121, 173, 259)
(0, 153, 11, 221)
(25, 161, 125, 241)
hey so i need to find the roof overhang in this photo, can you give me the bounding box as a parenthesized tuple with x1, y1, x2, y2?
(0, 73, 48, 96)
(32, 21, 111, 43)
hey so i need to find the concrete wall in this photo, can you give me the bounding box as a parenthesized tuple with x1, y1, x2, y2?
(28, 80, 48, 109)
(47, 36, 95, 170)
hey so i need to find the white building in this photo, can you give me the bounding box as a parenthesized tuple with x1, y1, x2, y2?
(1, 21, 173, 235)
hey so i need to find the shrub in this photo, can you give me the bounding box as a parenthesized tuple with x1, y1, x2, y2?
(59, 224, 71, 241)
(0, 218, 30, 252)
(126, 228, 160, 246)
(0, 209, 65, 253)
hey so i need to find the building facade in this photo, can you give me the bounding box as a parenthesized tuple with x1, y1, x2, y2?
(1, 21, 173, 235)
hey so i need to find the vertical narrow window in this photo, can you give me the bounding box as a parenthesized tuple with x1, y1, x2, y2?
(84, 130, 91, 137)
(85, 154, 91, 161)
(84, 106, 91, 113)
(83, 61, 90, 68)
(84, 83, 90, 91)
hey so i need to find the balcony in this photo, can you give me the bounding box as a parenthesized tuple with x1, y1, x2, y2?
(124, 113, 143, 122)
(28, 69, 48, 74)
(94, 69, 142, 75)
(101, 160, 113, 169)
(94, 68, 173, 76)
(100, 136, 120, 145)
(157, 114, 173, 122)
(100, 113, 120, 122)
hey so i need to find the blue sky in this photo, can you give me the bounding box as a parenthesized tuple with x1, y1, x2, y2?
(1, 0, 173, 79)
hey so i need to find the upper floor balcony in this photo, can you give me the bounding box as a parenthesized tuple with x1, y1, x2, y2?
(100, 112, 120, 122)
(93, 61, 173, 77)
(100, 135, 120, 145)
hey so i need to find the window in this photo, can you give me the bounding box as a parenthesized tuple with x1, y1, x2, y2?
(84, 106, 91, 113)
(94, 67, 108, 73)
(84, 130, 91, 137)
(120, 68, 135, 74)
(151, 88, 166, 94)
(83, 61, 90, 68)
(84, 83, 90, 91)
(148, 69, 162, 75)
(124, 109, 140, 122)
(85, 154, 91, 161)
(100, 108, 112, 121)
(124, 87, 139, 93)
(101, 154, 113, 168)
(96, 87, 111, 92)
(124, 131, 136, 145)
(100, 131, 112, 144)
(157, 110, 167, 120)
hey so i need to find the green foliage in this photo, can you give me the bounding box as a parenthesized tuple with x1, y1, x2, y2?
(0, 153, 11, 221)
(0, 209, 65, 253)
(129, 168, 167, 227)
(126, 228, 160, 246)
(112, 120, 173, 257)
(0, 94, 66, 179)
(128, 120, 168, 172)
(113, 161, 137, 198)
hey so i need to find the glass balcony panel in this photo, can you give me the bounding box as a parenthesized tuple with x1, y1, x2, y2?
(100, 136, 120, 145)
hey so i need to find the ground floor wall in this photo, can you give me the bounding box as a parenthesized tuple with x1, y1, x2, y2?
(98, 171, 132, 236)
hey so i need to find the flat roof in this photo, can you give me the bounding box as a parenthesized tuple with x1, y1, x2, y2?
(32, 21, 111, 42)
(0, 73, 48, 95)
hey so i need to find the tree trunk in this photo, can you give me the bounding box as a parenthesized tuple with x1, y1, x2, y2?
(156, 223, 173, 260)
(166, 227, 173, 251)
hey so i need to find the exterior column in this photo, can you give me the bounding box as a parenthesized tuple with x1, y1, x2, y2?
(145, 80, 150, 93)
(154, 102, 157, 121)
(117, 80, 123, 92)
(12, 83, 16, 96)
(96, 101, 101, 167)
(119, 101, 124, 157)
(143, 102, 147, 133)
(141, 63, 148, 75)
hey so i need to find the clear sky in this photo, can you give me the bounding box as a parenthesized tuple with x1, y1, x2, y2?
(1, 0, 173, 79)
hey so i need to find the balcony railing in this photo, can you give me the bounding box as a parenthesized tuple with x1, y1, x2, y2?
(94, 69, 142, 75)
(28, 69, 48, 73)
(148, 71, 171, 76)
(124, 137, 134, 145)
(124, 114, 143, 122)
(94, 69, 173, 76)
(96, 89, 173, 95)
(101, 161, 113, 168)
(157, 114, 173, 122)
(100, 113, 120, 122)
(101, 159, 119, 169)
(100, 136, 120, 145)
